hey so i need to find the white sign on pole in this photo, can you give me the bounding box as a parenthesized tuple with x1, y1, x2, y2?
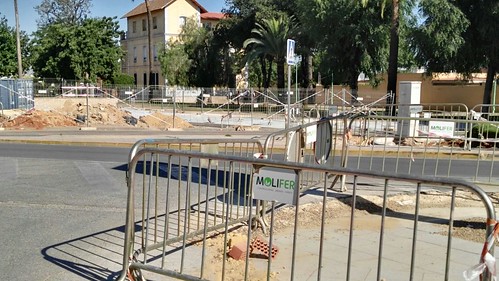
(429, 121, 455, 137)
(252, 167, 298, 205)
(294, 55, 302, 64)
(305, 125, 317, 145)
(286, 39, 295, 65)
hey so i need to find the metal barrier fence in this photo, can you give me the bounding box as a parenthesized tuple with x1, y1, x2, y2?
(260, 110, 499, 187)
(128, 138, 264, 165)
(347, 114, 499, 186)
(117, 147, 496, 281)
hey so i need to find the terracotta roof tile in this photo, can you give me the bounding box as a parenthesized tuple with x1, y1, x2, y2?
(201, 12, 225, 20)
(122, 0, 207, 18)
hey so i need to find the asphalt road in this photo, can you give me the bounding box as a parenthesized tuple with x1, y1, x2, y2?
(1, 142, 497, 280)
(0, 143, 130, 280)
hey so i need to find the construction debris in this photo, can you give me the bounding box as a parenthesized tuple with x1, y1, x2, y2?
(0, 100, 192, 130)
(227, 235, 279, 260)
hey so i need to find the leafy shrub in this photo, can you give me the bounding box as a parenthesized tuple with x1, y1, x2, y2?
(471, 123, 499, 139)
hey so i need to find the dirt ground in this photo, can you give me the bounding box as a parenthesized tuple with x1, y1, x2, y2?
(0, 100, 192, 130)
(198, 190, 498, 280)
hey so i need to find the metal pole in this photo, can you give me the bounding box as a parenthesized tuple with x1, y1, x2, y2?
(173, 86, 176, 128)
(287, 64, 291, 129)
(14, 0, 23, 78)
(86, 83, 89, 127)
(295, 64, 298, 104)
(331, 72, 334, 104)
(342, 88, 346, 112)
(250, 89, 254, 126)
(492, 79, 497, 114)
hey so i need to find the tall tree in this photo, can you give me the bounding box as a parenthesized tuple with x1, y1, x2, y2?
(159, 41, 191, 86)
(243, 16, 297, 89)
(0, 15, 30, 77)
(297, 0, 390, 98)
(14, 0, 22, 77)
(359, 0, 417, 113)
(411, 0, 469, 72)
(224, 0, 293, 88)
(35, 0, 91, 26)
(451, 0, 498, 110)
(31, 17, 123, 81)
(386, 0, 400, 112)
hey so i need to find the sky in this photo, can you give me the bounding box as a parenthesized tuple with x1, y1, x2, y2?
(0, 0, 226, 35)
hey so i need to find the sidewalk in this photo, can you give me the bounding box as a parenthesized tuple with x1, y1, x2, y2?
(0, 125, 274, 146)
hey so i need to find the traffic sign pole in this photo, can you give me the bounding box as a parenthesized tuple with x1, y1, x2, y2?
(286, 39, 296, 129)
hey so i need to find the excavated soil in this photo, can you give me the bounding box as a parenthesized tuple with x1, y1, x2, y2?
(1, 110, 76, 129)
(0, 100, 192, 130)
(191, 190, 498, 280)
(138, 111, 193, 129)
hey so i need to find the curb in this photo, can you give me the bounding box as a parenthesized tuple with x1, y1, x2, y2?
(0, 139, 133, 148)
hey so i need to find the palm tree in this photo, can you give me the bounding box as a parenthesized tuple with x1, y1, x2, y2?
(14, 0, 23, 77)
(243, 16, 297, 89)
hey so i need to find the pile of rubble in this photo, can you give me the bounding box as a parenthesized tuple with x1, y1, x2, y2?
(0, 100, 192, 130)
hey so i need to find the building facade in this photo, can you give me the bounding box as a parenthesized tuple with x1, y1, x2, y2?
(121, 0, 223, 86)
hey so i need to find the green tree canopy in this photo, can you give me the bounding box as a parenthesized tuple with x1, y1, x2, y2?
(159, 41, 191, 86)
(411, 0, 469, 72)
(452, 0, 498, 106)
(158, 17, 237, 87)
(243, 15, 298, 89)
(0, 15, 30, 77)
(31, 17, 123, 81)
(297, 0, 390, 96)
(36, 0, 91, 26)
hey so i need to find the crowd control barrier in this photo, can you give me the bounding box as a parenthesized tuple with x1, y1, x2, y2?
(117, 146, 496, 281)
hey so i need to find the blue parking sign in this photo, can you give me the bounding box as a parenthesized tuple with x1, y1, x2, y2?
(287, 39, 295, 65)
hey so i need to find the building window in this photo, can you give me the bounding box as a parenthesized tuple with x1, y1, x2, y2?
(179, 16, 187, 27)
(133, 73, 137, 85)
(132, 21, 137, 33)
(133, 47, 137, 63)
(147, 72, 159, 86)
(152, 17, 157, 29)
(142, 19, 147, 31)
(143, 46, 147, 62)
(154, 73, 159, 85)
(153, 45, 157, 61)
(143, 73, 147, 86)
(203, 22, 212, 30)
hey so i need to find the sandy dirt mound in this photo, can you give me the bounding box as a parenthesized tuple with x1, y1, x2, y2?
(1, 110, 76, 130)
(0, 100, 193, 130)
(138, 111, 193, 129)
(0, 115, 9, 125)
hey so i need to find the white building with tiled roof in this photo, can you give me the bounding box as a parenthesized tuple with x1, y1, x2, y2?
(121, 0, 223, 85)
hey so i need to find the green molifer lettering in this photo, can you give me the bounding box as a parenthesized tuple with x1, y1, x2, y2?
(255, 176, 296, 190)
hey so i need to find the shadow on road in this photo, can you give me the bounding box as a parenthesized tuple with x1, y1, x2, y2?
(41, 224, 128, 280)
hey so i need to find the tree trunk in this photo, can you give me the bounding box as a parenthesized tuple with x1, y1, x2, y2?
(482, 62, 497, 115)
(386, 0, 399, 116)
(277, 59, 285, 89)
(14, 0, 23, 78)
(260, 56, 268, 89)
(301, 54, 314, 89)
(144, 0, 154, 99)
(259, 56, 267, 89)
(349, 70, 359, 104)
(266, 58, 273, 89)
